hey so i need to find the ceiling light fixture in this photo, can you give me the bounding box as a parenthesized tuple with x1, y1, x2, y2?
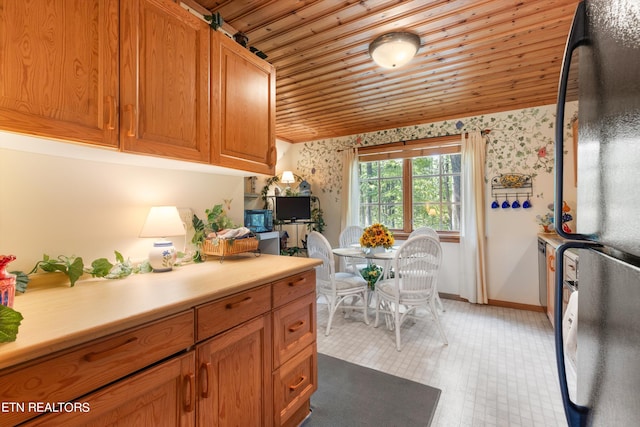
(369, 32, 420, 69)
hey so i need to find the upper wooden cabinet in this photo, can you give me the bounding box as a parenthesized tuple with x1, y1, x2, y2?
(0, 0, 276, 172)
(120, 0, 210, 163)
(210, 30, 276, 175)
(0, 0, 119, 147)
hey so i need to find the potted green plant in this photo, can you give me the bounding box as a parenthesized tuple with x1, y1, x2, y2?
(191, 204, 237, 262)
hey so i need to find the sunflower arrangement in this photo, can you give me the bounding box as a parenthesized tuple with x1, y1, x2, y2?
(359, 223, 395, 249)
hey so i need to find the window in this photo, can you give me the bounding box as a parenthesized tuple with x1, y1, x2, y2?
(358, 135, 462, 240)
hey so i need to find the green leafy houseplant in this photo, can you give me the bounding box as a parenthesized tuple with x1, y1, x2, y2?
(191, 204, 237, 262)
(27, 251, 150, 287)
(0, 305, 23, 343)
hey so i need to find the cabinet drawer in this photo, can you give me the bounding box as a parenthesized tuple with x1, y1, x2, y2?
(564, 254, 578, 281)
(273, 343, 317, 427)
(273, 292, 316, 368)
(23, 351, 195, 426)
(196, 285, 271, 341)
(272, 270, 315, 309)
(0, 310, 194, 427)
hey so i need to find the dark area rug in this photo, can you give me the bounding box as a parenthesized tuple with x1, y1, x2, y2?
(302, 353, 441, 427)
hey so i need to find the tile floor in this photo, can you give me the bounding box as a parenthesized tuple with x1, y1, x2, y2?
(316, 298, 568, 426)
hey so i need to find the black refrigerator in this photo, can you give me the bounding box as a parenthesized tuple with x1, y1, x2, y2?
(554, 1, 640, 426)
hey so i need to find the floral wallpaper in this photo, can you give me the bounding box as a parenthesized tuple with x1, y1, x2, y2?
(294, 102, 578, 204)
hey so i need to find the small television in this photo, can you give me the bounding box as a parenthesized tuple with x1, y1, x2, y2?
(275, 196, 311, 222)
(244, 209, 273, 232)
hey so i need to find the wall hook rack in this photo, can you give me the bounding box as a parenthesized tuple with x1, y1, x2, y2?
(491, 173, 533, 209)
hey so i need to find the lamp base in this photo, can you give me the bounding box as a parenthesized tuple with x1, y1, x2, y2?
(149, 240, 177, 272)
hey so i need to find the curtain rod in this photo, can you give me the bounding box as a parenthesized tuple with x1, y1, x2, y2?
(336, 129, 490, 153)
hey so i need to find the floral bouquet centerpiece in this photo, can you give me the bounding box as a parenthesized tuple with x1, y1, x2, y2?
(359, 223, 395, 253)
(360, 264, 383, 290)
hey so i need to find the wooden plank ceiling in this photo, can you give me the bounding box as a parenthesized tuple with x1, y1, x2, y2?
(189, 0, 581, 143)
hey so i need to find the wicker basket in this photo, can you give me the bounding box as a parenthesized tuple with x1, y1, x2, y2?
(202, 237, 259, 260)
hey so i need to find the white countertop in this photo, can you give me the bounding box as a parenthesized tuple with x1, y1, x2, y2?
(0, 254, 320, 370)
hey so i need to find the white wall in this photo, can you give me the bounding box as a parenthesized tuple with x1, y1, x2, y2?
(276, 102, 579, 306)
(0, 131, 246, 272)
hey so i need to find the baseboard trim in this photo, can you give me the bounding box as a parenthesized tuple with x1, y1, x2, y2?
(439, 293, 545, 313)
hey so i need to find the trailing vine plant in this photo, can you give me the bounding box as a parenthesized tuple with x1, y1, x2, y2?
(260, 174, 325, 234)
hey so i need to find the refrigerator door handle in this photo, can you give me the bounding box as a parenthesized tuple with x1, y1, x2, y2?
(555, 242, 598, 427)
(555, 1, 588, 240)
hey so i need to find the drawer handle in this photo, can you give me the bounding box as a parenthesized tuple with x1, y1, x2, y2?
(226, 296, 253, 309)
(289, 277, 307, 287)
(84, 337, 138, 362)
(289, 375, 307, 391)
(200, 362, 211, 398)
(288, 321, 305, 332)
(184, 372, 195, 412)
(548, 254, 556, 272)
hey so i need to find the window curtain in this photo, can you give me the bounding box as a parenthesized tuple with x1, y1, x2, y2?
(460, 131, 488, 304)
(340, 147, 360, 272)
(340, 147, 360, 230)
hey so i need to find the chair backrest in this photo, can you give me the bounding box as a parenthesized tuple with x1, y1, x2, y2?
(393, 235, 442, 295)
(339, 225, 364, 247)
(307, 231, 335, 285)
(408, 226, 440, 241)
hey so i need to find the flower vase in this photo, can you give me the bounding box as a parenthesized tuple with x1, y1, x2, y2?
(367, 246, 385, 255)
(0, 255, 17, 308)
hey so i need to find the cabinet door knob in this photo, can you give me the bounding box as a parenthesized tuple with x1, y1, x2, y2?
(184, 372, 195, 412)
(288, 320, 305, 332)
(289, 277, 307, 287)
(105, 95, 116, 130)
(289, 375, 307, 391)
(200, 362, 211, 398)
(83, 337, 138, 362)
(225, 296, 253, 309)
(124, 104, 136, 136)
(267, 145, 277, 167)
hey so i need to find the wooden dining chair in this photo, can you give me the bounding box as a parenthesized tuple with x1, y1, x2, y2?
(307, 231, 369, 336)
(374, 235, 448, 350)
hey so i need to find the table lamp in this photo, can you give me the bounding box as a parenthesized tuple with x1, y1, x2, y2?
(140, 206, 185, 272)
(281, 170, 295, 192)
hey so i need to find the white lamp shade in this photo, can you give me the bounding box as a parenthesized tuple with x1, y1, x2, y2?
(369, 32, 420, 69)
(281, 171, 295, 184)
(140, 206, 185, 238)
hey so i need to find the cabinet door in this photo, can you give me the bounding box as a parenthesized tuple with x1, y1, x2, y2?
(120, 0, 210, 162)
(210, 30, 276, 175)
(24, 351, 196, 427)
(0, 0, 119, 147)
(546, 244, 556, 328)
(197, 314, 273, 427)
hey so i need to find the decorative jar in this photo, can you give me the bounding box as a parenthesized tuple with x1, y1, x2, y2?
(0, 255, 17, 308)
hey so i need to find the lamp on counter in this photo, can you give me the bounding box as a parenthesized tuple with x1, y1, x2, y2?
(369, 32, 420, 69)
(140, 206, 185, 272)
(281, 170, 295, 192)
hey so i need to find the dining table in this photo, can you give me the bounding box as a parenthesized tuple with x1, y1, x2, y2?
(332, 245, 398, 329)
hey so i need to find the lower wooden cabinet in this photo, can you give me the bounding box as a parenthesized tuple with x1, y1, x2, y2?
(546, 243, 557, 327)
(24, 351, 196, 426)
(196, 314, 273, 427)
(2, 270, 317, 427)
(273, 343, 317, 427)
